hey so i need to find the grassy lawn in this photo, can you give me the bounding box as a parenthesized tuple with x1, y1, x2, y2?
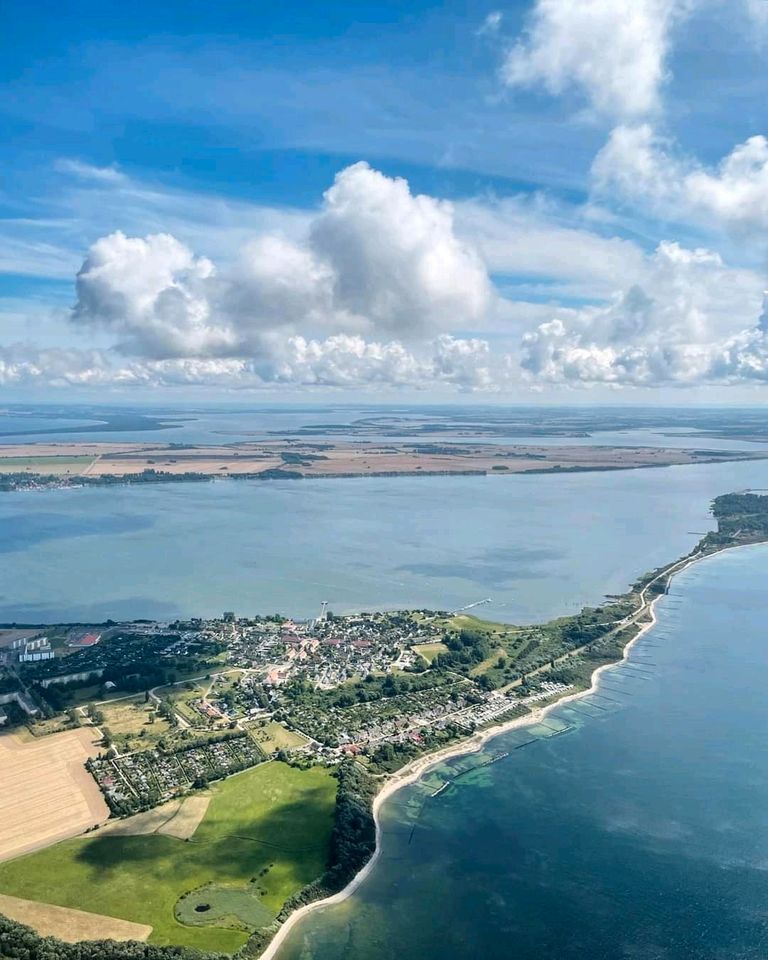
(443, 614, 519, 637)
(412, 641, 448, 664)
(248, 721, 309, 753)
(0, 456, 94, 475)
(0, 762, 337, 953)
(98, 698, 171, 752)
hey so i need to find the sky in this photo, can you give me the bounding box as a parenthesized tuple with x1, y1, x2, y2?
(2, 0, 768, 403)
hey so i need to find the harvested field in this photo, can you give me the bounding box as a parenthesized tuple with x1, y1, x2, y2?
(96, 801, 184, 838)
(0, 728, 108, 861)
(95, 795, 210, 840)
(157, 795, 211, 839)
(0, 893, 152, 943)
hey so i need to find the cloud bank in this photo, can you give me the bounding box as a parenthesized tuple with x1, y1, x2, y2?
(64, 162, 496, 390)
(522, 242, 768, 384)
(593, 125, 768, 232)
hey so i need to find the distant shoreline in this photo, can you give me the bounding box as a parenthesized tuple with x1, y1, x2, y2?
(3, 447, 767, 495)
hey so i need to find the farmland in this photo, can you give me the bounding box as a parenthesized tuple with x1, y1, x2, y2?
(0, 762, 337, 953)
(0, 455, 94, 475)
(0, 729, 108, 862)
(0, 893, 152, 943)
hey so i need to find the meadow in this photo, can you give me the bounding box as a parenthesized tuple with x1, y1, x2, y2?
(0, 455, 94, 474)
(0, 762, 337, 953)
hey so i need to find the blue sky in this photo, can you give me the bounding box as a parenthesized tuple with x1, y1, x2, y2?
(2, 0, 768, 400)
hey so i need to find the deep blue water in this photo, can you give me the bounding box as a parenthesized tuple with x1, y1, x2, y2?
(277, 545, 768, 960)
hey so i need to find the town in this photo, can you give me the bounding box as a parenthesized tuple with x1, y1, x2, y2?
(0, 598, 582, 810)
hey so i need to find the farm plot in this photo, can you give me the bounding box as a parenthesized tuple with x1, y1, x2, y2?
(0, 729, 108, 861)
(0, 762, 337, 953)
(0, 893, 151, 943)
(0, 455, 94, 475)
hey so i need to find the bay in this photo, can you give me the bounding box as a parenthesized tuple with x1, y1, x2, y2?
(4, 458, 768, 623)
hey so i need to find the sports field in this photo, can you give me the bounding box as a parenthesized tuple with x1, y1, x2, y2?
(412, 641, 448, 663)
(0, 729, 108, 861)
(0, 762, 337, 953)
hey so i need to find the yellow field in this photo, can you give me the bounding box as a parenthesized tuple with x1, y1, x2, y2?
(0, 728, 108, 861)
(0, 893, 152, 943)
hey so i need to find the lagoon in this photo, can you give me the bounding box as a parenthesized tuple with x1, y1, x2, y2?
(4, 458, 768, 624)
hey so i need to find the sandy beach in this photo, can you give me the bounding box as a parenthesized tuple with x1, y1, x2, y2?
(258, 543, 730, 960)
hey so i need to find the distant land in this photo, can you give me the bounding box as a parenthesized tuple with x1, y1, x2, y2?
(1, 439, 767, 492)
(5, 403, 768, 445)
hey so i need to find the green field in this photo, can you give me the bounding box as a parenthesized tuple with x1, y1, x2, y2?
(249, 721, 309, 753)
(0, 762, 336, 953)
(412, 641, 448, 663)
(0, 456, 94, 475)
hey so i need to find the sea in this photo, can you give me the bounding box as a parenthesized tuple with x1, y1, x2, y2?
(275, 545, 768, 960)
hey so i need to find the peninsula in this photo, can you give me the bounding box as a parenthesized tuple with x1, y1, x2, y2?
(1, 492, 768, 960)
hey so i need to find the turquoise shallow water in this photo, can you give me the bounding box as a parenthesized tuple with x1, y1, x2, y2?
(277, 545, 768, 960)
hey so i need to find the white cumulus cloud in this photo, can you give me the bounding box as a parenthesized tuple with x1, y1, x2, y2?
(72, 231, 230, 358)
(521, 241, 768, 385)
(502, 0, 694, 119)
(593, 125, 768, 232)
(71, 163, 492, 368)
(308, 162, 490, 337)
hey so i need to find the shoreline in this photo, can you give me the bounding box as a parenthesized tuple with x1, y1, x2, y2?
(258, 541, 739, 960)
(3, 449, 768, 496)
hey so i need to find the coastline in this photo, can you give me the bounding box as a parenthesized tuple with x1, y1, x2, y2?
(3, 449, 768, 496)
(257, 541, 737, 960)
